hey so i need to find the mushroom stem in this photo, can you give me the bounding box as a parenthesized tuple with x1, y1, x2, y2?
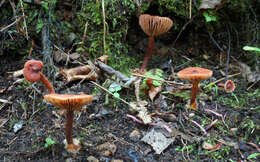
(39, 72, 55, 94)
(140, 36, 154, 71)
(190, 81, 199, 109)
(66, 107, 74, 145)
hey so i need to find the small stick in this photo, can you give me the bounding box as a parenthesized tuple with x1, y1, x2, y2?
(126, 114, 143, 124)
(205, 72, 241, 88)
(132, 73, 189, 86)
(0, 16, 22, 32)
(101, 0, 106, 53)
(19, 0, 29, 40)
(126, 114, 172, 133)
(247, 142, 260, 153)
(182, 112, 207, 135)
(90, 81, 134, 109)
(82, 21, 88, 42)
(173, 14, 198, 46)
(247, 80, 260, 90)
(189, 0, 192, 19)
(204, 109, 223, 118)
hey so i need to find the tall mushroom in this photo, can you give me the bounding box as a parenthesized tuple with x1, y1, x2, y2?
(177, 67, 213, 110)
(23, 60, 93, 153)
(139, 14, 173, 71)
(23, 60, 55, 94)
(44, 93, 93, 153)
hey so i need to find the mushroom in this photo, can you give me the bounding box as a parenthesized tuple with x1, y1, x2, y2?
(23, 60, 94, 152)
(177, 67, 213, 109)
(44, 93, 93, 153)
(23, 60, 55, 94)
(139, 14, 173, 71)
(218, 80, 235, 93)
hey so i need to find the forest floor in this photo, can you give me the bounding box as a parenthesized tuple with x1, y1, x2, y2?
(0, 43, 259, 162)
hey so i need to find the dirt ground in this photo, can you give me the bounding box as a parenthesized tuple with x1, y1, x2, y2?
(0, 45, 259, 162)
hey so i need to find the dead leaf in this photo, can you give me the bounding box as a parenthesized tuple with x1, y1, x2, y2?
(202, 141, 222, 150)
(146, 78, 162, 101)
(149, 86, 162, 101)
(238, 62, 260, 83)
(97, 142, 117, 157)
(69, 52, 81, 60)
(54, 50, 67, 63)
(137, 111, 152, 124)
(97, 55, 109, 63)
(141, 128, 175, 154)
(60, 64, 99, 82)
(200, 0, 226, 10)
(129, 101, 152, 124)
(0, 119, 8, 127)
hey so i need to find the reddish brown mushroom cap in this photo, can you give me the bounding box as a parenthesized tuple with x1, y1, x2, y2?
(139, 14, 173, 37)
(44, 94, 93, 111)
(177, 67, 213, 82)
(23, 60, 43, 82)
(224, 80, 235, 93)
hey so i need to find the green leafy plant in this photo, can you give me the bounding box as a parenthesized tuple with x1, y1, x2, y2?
(44, 137, 55, 148)
(143, 69, 165, 87)
(109, 83, 122, 98)
(203, 11, 217, 22)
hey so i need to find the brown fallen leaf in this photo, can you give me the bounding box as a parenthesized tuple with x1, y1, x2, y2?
(59, 64, 99, 82)
(202, 141, 222, 150)
(146, 78, 162, 101)
(238, 62, 260, 83)
(129, 100, 152, 124)
(200, 0, 225, 10)
(97, 142, 117, 157)
(54, 50, 81, 63)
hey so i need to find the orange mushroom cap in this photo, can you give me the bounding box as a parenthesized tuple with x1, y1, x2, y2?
(177, 67, 213, 82)
(139, 14, 173, 37)
(23, 60, 43, 82)
(44, 94, 93, 111)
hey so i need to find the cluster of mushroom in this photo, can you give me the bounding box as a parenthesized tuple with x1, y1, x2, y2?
(138, 14, 216, 109)
(23, 60, 93, 153)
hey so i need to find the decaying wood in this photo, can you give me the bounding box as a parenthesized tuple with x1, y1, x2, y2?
(95, 61, 137, 86)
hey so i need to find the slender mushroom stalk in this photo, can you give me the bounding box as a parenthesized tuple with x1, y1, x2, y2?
(190, 80, 200, 109)
(141, 36, 154, 70)
(44, 94, 93, 153)
(177, 67, 213, 110)
(139, 14, 173, 71)
(23, 60, 55, 94)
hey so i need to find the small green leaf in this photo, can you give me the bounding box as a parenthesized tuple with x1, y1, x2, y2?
(247, 152, 260, 159)
(109, 87, 116, 92)
(243, 46, 260, 52)
(153, 80, 161, 87)
(114, 86, 122, 92)
(203, 12, 216, 22)
(45, 137, 55, 147)
(36, 19, 44, 34)
(113, 92, 120, 98)
(144, 69, 164, 87)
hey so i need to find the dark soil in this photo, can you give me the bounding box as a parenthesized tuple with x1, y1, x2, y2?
(0, 45, 259, 162)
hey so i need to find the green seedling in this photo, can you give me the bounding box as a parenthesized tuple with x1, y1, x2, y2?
(203, 11, 217, 22)
(109, 83, 122, 99)
(44, 137, 55, 148)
